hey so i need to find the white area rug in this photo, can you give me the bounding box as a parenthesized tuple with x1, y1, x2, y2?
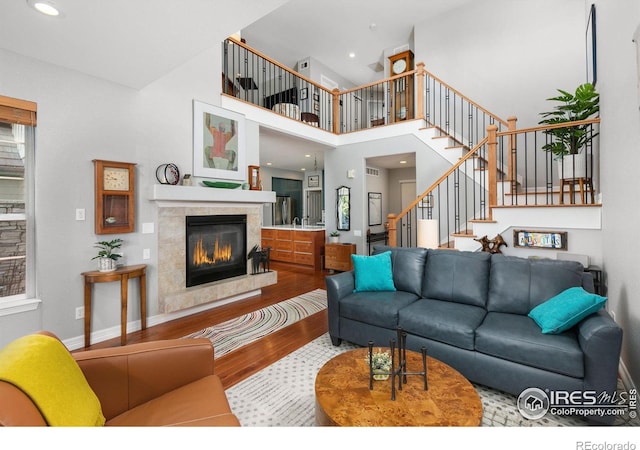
(182, 289, 326, 359)
(226, 333, 639, 427)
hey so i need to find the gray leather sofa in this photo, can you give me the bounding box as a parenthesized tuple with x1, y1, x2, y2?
(325, 246, 623, 424)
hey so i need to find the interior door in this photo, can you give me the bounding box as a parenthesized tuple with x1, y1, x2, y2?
(306, 190, 322, 226)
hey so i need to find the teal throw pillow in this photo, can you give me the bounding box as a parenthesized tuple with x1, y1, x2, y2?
(528, 286, 607, 334)
(352, 251, 396, 292)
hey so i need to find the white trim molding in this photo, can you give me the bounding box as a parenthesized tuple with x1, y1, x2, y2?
(0, 296, 41, 317)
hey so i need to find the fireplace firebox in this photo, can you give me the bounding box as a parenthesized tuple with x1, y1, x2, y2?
(186, 215, 247, 287)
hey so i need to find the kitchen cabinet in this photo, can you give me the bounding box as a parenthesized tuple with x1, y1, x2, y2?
(262, 228, 324, 270)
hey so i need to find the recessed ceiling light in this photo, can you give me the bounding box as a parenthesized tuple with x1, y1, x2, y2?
(305, 154, 311, 158)
(27, 0, 64, 17)
(399, 160, 407, 164)
(348, 52, 356, 59)
(301, 168, 306, 171)
(266, 162, 273, 166)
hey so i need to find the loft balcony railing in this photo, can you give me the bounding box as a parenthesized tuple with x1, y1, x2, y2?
(222, 38, 428, 133)
(222, 38, 335, 132)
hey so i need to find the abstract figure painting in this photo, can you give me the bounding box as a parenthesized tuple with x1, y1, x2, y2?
(193, 100, 246, 180)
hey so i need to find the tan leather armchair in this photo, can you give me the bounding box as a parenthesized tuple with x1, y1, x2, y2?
(0, 332, 240, 426)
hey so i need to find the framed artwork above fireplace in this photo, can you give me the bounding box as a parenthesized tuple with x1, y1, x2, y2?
(193, 100, 246, 181)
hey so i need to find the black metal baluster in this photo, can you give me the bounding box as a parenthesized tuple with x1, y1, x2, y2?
(390, 338, 397, 401)
(422, 346, 428, 391)
(368, 341, 374, 391)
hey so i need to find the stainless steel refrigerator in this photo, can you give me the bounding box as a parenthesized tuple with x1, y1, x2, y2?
(273, 196, 295, 225)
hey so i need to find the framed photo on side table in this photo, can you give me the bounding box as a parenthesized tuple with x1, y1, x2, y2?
(193, 100, 246, 181)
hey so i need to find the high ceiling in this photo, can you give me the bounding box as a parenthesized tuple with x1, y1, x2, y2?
(242, 0, 474, 87)
(0, 0, 474, 172)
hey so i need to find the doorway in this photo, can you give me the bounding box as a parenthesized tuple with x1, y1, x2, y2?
(306, 190, 323, 226)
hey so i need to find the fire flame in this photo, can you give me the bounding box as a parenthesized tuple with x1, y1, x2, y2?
(193, 237, 232, 265)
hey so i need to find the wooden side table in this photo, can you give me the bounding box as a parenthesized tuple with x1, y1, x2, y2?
(325, 243, 356, 272)
(81, 264, 147, 347)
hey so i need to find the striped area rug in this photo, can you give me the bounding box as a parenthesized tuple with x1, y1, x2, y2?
(182, 288, 327, 359)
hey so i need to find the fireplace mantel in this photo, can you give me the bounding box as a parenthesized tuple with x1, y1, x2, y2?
(150, 184, 275, 204)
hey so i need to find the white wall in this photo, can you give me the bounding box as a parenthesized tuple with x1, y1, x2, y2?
(0, 49, 139, 345)
(593, 0, 640, 389)
(414, 0, 585, 128)
(0, 44, 263, 347)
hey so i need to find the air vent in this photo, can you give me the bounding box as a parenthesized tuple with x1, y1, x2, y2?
(366, 167, 380, 177)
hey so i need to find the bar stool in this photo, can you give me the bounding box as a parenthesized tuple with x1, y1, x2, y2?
(559, 177, 594, 204)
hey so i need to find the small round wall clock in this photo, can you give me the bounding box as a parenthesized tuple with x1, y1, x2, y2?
(156, 163, 180, 185)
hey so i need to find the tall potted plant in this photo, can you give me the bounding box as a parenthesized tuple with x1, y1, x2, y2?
(92, 238, 123, 272)
(538, 83, 599, 179)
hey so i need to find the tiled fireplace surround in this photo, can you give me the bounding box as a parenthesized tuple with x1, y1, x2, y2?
(153, 186, 277, 314)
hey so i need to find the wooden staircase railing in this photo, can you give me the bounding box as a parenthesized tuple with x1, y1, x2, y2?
(387, 118, 600, 248)
(387, 135, 491, 247)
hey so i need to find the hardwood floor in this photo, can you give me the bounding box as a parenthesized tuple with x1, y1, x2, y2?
(81, 261, 331, 389)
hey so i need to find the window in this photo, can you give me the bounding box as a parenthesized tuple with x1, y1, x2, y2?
(0, 95, 36, 312)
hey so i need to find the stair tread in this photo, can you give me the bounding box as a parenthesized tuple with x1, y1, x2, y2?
(451, 231, 477, 238)
(492, 203, 602, 208)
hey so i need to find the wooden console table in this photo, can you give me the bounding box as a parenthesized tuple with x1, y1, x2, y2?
(81, 264, 147, 347)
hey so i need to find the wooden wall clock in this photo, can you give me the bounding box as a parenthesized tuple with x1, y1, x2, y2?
(388, 50, 415, 122)
(93, 159, 136, 234)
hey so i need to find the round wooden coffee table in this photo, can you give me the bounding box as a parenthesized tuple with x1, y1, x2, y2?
(314, 348, 482, 426)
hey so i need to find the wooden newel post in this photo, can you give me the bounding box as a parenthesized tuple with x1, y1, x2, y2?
(332, 88, 341, 134)
(486, 124, 498, 221)
(507, 116, 518, 194)
(416, 63, 425, 121)
(387, 213, 398, 247)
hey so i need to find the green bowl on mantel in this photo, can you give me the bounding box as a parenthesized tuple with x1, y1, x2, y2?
(201, 180, 242, 189)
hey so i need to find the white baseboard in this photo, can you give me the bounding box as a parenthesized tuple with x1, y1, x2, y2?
(619, 358, 637, 393)
(63, 289, 261, 351)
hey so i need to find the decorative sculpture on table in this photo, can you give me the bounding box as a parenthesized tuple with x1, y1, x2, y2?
(248, 245, 271, 274)
(475, 234, 508, 254)
(368, 327, 428, 400)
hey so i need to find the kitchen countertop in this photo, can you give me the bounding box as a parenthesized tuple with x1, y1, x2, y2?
(262, 225, 325, 231)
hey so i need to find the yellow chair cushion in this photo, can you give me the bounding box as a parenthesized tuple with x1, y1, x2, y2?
(0, 334, 105, 426)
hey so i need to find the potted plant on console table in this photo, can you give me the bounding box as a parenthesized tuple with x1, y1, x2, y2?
(92, 238, 123, 272)
(538, 82, 599, 180)
(329, 231, 340, 244)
